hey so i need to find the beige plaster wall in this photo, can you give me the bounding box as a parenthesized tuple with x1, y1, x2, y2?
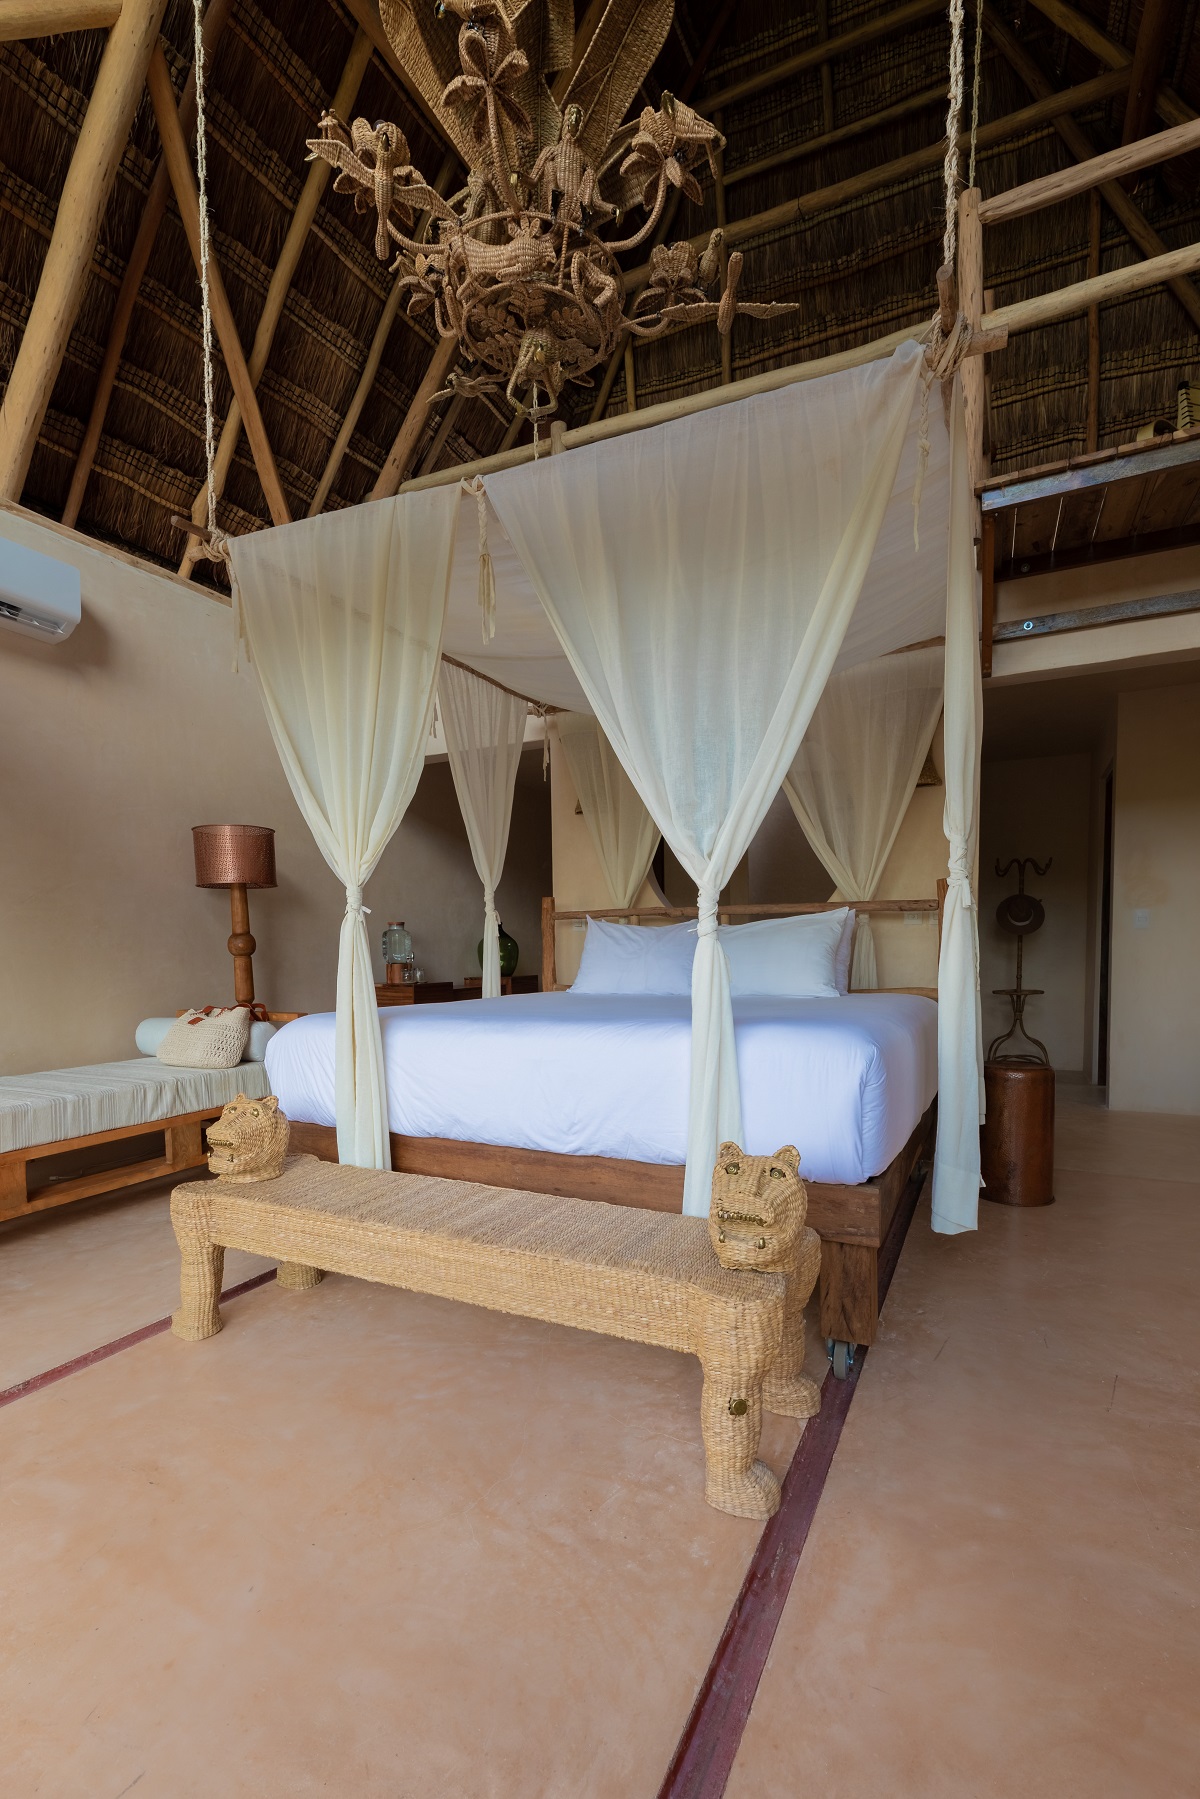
(1108, 684, 1200, 1114)
(978, 755, 1092, 1074)
(0, 512, 549, 1075)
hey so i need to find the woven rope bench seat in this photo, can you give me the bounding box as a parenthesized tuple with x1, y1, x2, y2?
(171, 1155, 822, 1518)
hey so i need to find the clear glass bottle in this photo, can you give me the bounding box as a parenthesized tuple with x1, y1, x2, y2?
(382, 920, 414, 984)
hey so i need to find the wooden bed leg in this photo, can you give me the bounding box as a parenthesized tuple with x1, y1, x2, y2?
(0, 1154, 28, 1222)
(819, 1240, 879, 1349)
(276, 1261, 323, 1291)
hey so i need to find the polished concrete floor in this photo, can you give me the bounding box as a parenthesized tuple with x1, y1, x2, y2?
(1, 1090, 1197, 1796)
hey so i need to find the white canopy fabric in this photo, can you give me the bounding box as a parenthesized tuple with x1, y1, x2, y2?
(784, 644, 945, 989)
(228, 489, 460, 1168)
(484, 342, 934, 1216)
(556, 712, 661, 909)
(438, 659, 527, 998)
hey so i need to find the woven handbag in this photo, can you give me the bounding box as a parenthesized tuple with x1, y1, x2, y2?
(156, 1006, 252, 1069)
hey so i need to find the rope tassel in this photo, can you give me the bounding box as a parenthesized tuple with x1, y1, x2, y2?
(462, 476, 496, 643)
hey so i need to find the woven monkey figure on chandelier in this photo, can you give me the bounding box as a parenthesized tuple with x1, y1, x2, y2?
(306, 0, 800, 418)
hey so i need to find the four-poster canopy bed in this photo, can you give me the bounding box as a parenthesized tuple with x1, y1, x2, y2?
(160, 0, 1198, 1385)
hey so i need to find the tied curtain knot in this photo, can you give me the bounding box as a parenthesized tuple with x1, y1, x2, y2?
(484, 885, 499, 927)
(345, 887, 371, 920)
(947, 835, 973, 905)
(697, 887, 720, 940)
(462, 476, 496, 644)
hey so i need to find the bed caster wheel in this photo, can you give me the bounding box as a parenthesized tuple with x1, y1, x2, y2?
(826, 1338, 856, 1381)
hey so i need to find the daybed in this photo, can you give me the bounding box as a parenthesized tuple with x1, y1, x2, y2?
(0, 1052, 276, 1223)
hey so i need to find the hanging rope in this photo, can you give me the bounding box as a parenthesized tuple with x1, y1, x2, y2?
(968, 0, 984, 191)
(462, 475, 496, 642)
(941, 0, 966, 268)
(192, 0, 218, 536)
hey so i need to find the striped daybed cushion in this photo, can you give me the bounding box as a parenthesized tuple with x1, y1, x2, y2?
(0, 1059, 272, 1155)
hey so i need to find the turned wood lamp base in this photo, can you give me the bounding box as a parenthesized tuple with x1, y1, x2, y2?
(192, 825, 276, 1009)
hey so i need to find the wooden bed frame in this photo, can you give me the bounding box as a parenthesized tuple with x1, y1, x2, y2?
(289, 891, 946, 1358)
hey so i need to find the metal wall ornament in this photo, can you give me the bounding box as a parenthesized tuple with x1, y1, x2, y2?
(307, 0, 799, 423)
(988, 856, 1052, 1065)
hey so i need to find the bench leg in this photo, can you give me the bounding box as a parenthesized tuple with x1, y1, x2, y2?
(819, 1240, 879, 1348)
(276, 1261, 323, 1292)
(172, 1221, 224, 1341)
(698, 1358, 779, 1519)
(763, 1226, 822, 1420)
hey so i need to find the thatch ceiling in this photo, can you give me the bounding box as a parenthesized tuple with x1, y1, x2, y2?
(1, 0, 1198, 583)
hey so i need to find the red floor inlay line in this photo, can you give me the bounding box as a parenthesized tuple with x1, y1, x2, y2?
(0, 1268, 277, 1410)
(657, 1167, 928, 1799)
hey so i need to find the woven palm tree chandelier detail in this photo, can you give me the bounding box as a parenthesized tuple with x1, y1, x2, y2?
(308, 0, 798, 421)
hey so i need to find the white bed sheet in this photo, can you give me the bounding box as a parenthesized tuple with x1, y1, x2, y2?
(266, 993, 937, 1186)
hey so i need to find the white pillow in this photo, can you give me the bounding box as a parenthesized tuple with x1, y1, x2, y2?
(834, 909, 856, 994)
(719, 908, 849, 999)
(571, 917, 696, 995)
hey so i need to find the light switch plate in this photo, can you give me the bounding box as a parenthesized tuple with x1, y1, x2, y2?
(1133, 908, 1151, 930)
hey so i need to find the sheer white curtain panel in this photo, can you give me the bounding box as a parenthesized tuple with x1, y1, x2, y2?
(485, 343, 927, 1214)
(227, 489, 461, 1168)
(556, 712, 661, 909)
(438, 659, 528, 998)
(931, 384, 984, 1233)
(783, 644, 945, 988)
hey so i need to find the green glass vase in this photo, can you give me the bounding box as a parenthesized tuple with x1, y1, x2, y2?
(478, 921, 519, 978)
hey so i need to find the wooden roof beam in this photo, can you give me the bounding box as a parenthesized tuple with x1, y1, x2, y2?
(0, 0, 120, 39)
(1021, 0, 1195, 127)
(702, 0, 946, 113)
(145, 43, 291, 526)
(179, 26, 373, 570)
(62, 0, 235, 529)
(1121, 0, 1179, 146)
(978, 114, 1200, 222)
(987, 14, 1200, 335)
(0, 0, 167, 503)
(624, 67, 1133, 290)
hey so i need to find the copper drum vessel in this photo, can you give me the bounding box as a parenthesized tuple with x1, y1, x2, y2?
(982, 1061, 1055, 1207)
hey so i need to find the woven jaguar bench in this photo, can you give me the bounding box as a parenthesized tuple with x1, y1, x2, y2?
(171, 1139, 822, 1519)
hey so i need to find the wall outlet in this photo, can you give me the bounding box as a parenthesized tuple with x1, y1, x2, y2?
(904, 911, 926, 925)
(1133, 908, 1151, 930)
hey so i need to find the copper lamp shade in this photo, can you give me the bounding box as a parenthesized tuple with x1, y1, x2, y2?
(192, 824, 277, 890)
(192, 825, 276, 1005)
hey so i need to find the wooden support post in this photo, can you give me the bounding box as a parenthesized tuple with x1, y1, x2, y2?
(146, 44, 291, 527)
(957, 188, 987, 510)
(540, 896, 557, 994)
(0, 0, 120, 36)
(980, 510, 995, 678)
(987, 13, 1200, 335)
(180, 28, 373, 567)
(623, 337, 637, 412)
(714, 110, 732, 388)
(976, 115, 1200, 222)
(1086, 190, 1101, 454)
(369, 337, 459, 499)
(63, 0, 234, 528)
(416, 392, 463, 476)
(307, 152, 457, 516)
(0, 0, 168, 502)
(984, 238, 1200, 333)
(815, 0, 835, 133)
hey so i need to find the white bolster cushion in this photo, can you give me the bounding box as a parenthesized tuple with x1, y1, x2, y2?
(135, 1016, 278, 1063)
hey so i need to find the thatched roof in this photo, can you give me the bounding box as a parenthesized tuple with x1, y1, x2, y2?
(2, 0, 1198, 583)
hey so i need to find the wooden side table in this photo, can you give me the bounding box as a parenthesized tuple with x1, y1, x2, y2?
(460, 975, 540, 997)
(375, 982, 458, 1007)
(982, 1061, 1055, 1206)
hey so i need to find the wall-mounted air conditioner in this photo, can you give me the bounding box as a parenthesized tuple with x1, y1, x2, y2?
(0, 538, 82, 643)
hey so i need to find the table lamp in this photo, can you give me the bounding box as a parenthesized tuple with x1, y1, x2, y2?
(192, 824, 276, 1005)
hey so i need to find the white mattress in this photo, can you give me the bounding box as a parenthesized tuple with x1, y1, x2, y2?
(0, 1058, 271, 1155)
(265, 993, 938, 1187)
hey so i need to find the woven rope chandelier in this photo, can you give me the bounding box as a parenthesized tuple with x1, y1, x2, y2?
(308, 0, 799, 423)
